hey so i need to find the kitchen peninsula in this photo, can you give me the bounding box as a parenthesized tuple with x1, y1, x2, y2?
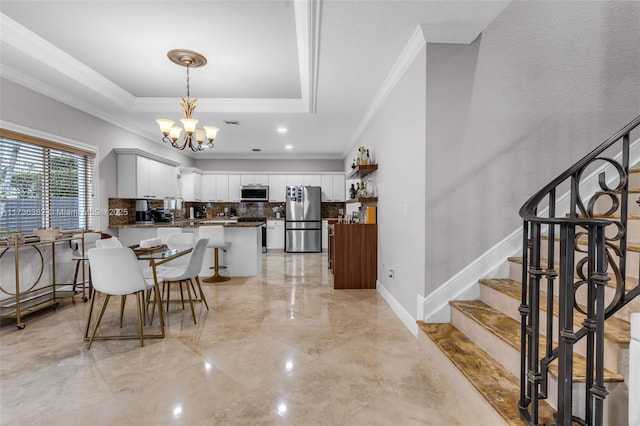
(113, 221, 263, 277)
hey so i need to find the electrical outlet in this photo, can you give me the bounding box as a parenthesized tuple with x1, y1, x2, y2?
(387, 268, 395, 278)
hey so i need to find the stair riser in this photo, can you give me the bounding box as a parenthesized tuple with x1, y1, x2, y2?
(481, 281, 626, 373)
(627, 171, 640, 188)
(450, 306, 628, 425)
(538, 238, 639, 281)
(508, 261, 640, 323)
(415, 331, 509, 426)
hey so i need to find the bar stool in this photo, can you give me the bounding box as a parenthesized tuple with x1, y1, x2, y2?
(157, 227, 182, 244)
(70, 232, 102, 301)
(198, 226, 231, 282)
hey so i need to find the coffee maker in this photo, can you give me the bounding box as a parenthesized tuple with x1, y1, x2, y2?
(135, 200, 153, 223)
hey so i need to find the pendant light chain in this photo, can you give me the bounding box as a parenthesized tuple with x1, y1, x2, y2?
(186, 63, 190, 99)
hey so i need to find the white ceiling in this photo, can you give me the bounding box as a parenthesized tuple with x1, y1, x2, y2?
(0, 0, 509, 159)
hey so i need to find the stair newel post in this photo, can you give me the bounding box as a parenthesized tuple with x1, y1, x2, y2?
(557, 223, 577, 426)
(591, 224, 610, 426)
(519, 219, 530, 415)
(527, 220, 544, 424)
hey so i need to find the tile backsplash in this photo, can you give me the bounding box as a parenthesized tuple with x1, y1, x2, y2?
(108, 198, 345, 226)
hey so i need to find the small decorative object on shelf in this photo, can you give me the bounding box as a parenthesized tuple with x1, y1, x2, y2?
(349, 183, 357, 199)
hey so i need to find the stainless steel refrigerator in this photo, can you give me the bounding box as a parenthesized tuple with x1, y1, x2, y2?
(285, 185, 322, 252)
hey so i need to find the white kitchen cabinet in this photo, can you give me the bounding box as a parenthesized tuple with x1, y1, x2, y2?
(268, 175, 287, 201)
(321, 175, 333, 201)
(320, 174, 345, 201)
(331, 174, 345, 201)
(240, 175, 254, 186)
(241, 174, 269, 185)
(116, 150, 180, 199)
(215, 174, 229, 201)
(267, 220, 285, 250)
(322, 220, 328, 250)
(201, 174, 217, 201)
(228, 175, 241, 201)
(303, 175, 322, 187)
(253, 174, 268, 185)
(286, 175, 303, 187)
(180, 170, 202, 201)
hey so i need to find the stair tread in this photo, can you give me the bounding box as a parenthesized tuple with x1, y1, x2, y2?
(480, 277, 631, 344)
(507, 256, 637, 291)
(450, 300, 624, 382)
(417, 321, 556, 425)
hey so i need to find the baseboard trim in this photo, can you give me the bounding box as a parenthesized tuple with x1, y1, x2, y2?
(422, 228, 522, 323)
(377, 280, 419, 336)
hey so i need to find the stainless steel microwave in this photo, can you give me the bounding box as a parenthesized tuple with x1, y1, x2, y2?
(240, 185, 269, 201)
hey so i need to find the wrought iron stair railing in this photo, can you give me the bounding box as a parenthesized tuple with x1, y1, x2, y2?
(518, 115, 640, 426)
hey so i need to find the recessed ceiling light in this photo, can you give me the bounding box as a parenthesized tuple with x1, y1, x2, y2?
(277, 127, 287, 134)
(252, 148, 261, 152)
(223, 120, 240, 125)
(285, 145, 293, 150)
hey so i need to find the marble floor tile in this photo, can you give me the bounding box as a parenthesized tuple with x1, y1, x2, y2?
(0, 252, 476, 425)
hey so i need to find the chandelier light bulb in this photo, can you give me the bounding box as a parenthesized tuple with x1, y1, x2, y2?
(203, 126, 219, 142)
(195, 129, 205, 144)
(169, 126, 182, 142)
(156, 119, 174, 136)
(180, 118, 198, 135)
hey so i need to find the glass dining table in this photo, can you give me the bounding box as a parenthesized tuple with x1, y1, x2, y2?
(83, 245, 192, 341)
(135, 246, 192, 337)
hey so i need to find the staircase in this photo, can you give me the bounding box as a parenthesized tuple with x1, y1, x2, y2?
(417, 116, 640, 426)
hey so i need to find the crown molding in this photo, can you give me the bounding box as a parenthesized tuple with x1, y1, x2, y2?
(0, 5, 319, 115)
(0, 12, 135, 110)
(344, 25, 427, 157)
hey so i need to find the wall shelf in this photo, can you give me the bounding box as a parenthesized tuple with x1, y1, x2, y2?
(345, 196, 378, 204)
(346, 164, 378, 179)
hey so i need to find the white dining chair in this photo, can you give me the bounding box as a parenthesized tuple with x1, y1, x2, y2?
(95, 237, 123, 248)
(165, 232, 195, 267)
(85, 247, 156, 349)
(155, 238, 209, 324)
(198, 226, 231, 283)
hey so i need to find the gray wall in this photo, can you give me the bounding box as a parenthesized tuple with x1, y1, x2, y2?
(346, 47, 427, 318)
(0, 78, 194, 231)
(425, 1, 640, 292)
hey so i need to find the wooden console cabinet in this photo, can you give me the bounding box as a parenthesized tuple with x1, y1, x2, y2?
(329, 224, 377, 289)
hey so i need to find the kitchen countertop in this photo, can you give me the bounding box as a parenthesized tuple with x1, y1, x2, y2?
(111, 220, 263, 229)
(111, 217, 340, 228)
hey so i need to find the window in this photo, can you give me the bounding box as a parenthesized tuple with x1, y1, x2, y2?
(0, 129, 95, 233)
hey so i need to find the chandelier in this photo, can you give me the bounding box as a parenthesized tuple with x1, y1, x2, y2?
(156, 49, 219, 152)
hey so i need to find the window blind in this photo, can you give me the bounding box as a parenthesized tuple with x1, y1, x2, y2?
(0, 130, 95, 233)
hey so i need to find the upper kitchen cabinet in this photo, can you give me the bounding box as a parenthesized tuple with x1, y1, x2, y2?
(303, 175, 322, 187)
(199, 174, 229, 202)
(215, 174, 229, 202)
(180, 168, 202, 201)
(268, 175, 287, 201)
(241, 174, 269, 186)
(286, 175, 304, 187)
(116, 149, 180, 199)
(201, 174, 217, 202)
(228, 175, 242, 202)
(321, 174, 345, 201)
